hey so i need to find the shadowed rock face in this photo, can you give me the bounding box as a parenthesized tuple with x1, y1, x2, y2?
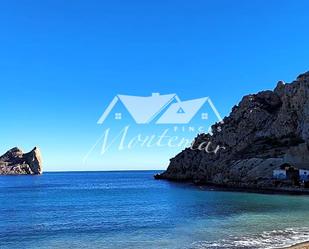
(0, 147, 43, 175)
(155, 72, 309, 189)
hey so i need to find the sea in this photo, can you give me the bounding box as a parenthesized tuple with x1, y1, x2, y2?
(1, 171, 309, 249)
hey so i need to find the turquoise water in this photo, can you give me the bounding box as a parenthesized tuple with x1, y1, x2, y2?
(1, 171, 309, 249)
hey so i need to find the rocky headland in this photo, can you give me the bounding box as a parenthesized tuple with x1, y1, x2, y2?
(0, 147, 43, 175)
(155, 72, 309, 191)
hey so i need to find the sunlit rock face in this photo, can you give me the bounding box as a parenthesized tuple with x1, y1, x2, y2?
(155, 72, 309, 189)
(0, 147, 42, 175)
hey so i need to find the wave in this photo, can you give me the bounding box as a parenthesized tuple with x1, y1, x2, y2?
(190, 227, 309, 249)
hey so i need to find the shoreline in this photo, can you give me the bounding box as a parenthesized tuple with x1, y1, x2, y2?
(155, 176, 309, 195)
(284, 242, 309, 249)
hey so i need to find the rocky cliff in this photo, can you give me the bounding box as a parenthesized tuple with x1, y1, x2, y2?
(0, 147, 43, 175)
(155, 72, 309, 189)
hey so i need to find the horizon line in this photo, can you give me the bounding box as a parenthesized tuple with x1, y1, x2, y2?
(42, 169, 164, 173)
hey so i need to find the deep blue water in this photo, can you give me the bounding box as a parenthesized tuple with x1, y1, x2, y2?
(1, 171, 309, 249)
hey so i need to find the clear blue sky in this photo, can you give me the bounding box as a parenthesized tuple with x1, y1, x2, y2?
(1, 0, 309, 171)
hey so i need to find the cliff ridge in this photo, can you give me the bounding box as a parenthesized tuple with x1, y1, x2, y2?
(155, 72, 309, 189)
(0, 147, 43, 175)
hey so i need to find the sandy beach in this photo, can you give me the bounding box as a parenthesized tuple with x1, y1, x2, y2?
(285, 242, 309, 249)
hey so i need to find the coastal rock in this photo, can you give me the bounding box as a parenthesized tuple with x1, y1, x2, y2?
(0, 147, 43, 175)
(155, 72, 309, 189)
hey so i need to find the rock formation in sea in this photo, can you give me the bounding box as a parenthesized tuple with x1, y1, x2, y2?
(155, 72, 309, 189)
(0, 147, 43, 175)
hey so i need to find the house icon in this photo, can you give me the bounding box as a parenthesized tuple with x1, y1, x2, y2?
(97, 93, 223, 125)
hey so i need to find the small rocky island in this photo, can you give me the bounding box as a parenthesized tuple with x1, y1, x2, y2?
(0, 147, 43, 175)
(155, 72, 309, 192)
